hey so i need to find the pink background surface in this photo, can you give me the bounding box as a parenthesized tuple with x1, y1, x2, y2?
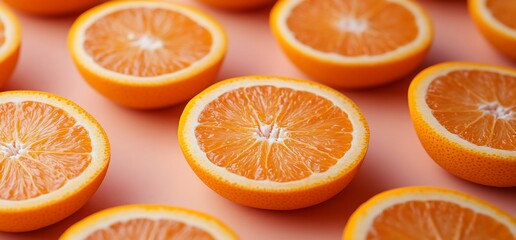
(1, 0, 515, 239)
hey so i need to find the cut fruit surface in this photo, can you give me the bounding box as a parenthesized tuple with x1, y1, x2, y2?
(68, 0, 227, 109)
(270, 0, 433, 88)
(178, 76, 369, 210)
(0, 91, 110, 232)
(343, 186, 516, 240)
(408, 62, 516, 187)
(0, 3, 21, 89)
(469, 0, 516, 59)
(59, 205, 239, 240)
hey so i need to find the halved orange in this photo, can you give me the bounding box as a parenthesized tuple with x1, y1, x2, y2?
(0, 3, 21, 89)
(343, 186, 516, 239)
(2, 0, 102, 16)
(408, 62, 516, 187)
(178, 76, 369, 210)
(196, 0, 277, 11)
(270, 0, 433, 89)
(68, 0, 228, 109)
(0, 91, 110, 232)
(469, 0, 516, 59)
(60, 204, 239, 239)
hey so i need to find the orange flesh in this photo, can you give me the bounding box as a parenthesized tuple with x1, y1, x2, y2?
(86, 218, 214, 240)
(367, 200, 515, 239)
(0, 101, 92, 200)
(195, 85, 353, 182)
(487, 0, 516, 30)
(84, 7, 212, 77)
(286, 0, 418, 56)
(0, 19, 4, 47)
(426, 70, 516, 150)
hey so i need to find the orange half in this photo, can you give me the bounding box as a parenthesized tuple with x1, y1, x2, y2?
(0, 91, 110, 232)
(0, 3, 21, 89)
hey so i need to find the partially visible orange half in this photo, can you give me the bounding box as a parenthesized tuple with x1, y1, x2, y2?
(0, 3, 21, 89)
(343, 186, 516, 239)
(0, 91, 110, 232)
(270, 0, 433, 89)
(196, 0, 277, 11)
(408, 62, 516, 187)
(68, 0, 228, 109)
(178, 75, 369, 210)
(2, 0, 102, 16)
(469, 0, 516, 59)
(60, 204, 239, 239)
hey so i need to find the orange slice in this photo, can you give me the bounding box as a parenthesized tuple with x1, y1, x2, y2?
(60, 204, 239, 239)
(178, 76, 369, 210)
(469, 0, 516, 60)
(270, 0, 433, 89)
(68, 0, 228, 109)
(343, 186, 516, 239)
(0, 91, 110, 232)
(196, 0, 277, 11)
(0, 3, 21, 89)
(408, 62, 516, 187)
(2, 0, 101, 16)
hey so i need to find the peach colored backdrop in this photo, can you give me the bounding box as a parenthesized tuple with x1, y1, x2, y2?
(1, 0, 514, 239)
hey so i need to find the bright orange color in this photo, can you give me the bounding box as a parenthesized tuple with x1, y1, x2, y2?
(178, 76, 369, 210)
(0, 91, 110, 232)
(2, 0, 102, 16)
(0, 3, 21, 89)
(68, 0, 227, 109)
(469, 0, 516, 59)
(59, 204, 239, 239)
(270, 0, 433, 89)
(408, 62, 516, 187)
(343, 186, 516, 239)
(196, 0, 277, 11)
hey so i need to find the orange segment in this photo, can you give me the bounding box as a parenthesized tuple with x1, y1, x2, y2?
(0, 3, 21, 89)
(343, 186, 516, 239)
(469, 0, 516, 59)
(68, 0, 227, 109)
(178, 76, 369, 210)
(408, 62, 516, 187)
(59, 205, 239, 240)
(270, 0, 433, 88)
(0, 91, 110, 232)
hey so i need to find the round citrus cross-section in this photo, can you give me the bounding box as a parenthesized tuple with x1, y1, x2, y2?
(469, 0, 516, 60)
(270, 0, 433, 89)
(0, 3, 21, 89)
(178, 76, 369, 210)
(408, 62, 516, 187)
(343, 186, 516, 239)
(60, 204, 239, 239)
(0, 91, 110, 232)
(68, 0, 227, 109)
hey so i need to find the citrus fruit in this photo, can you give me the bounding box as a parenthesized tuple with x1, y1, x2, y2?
(0, 3, 21, 89)
(2, 0, 102, 16)
(269, 0, 433, 89)
(408, 62, 516, 187)
(469, 0, 516, 60)
(178, 75, 369, 210)
(68, 0, 228, 109)
(0, 90, 110, 232)
(343, 186, 516, 239)
(196, 0, 276, 11)
(59, 204, 239, 239)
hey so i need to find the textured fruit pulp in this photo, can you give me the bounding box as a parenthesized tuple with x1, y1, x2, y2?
(487, 0, 516, 30)
(86, 218, 214, 240)
(195, 85, 354, 182)
(84, 7, 212, 77)
(0, 101, 92, 200)
(425, 70, 516, 150)
(367, 200, 514, 239)
(286, 0, 418, 56)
